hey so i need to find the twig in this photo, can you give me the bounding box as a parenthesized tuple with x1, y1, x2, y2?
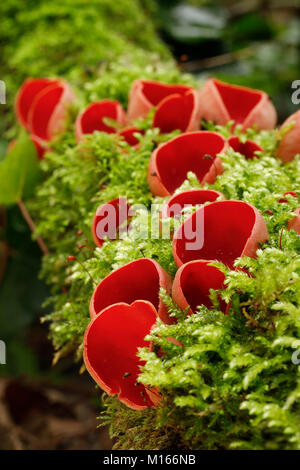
(242, 307, 266, 330)
(17, 199, 49, 255)
(180, 47, 254, 73)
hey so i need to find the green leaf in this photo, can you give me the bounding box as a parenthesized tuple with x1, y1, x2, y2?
(0, 131, 41, 204)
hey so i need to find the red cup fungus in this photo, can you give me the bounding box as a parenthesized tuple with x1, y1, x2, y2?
(148, 131, 227, 197)
(198, 79, 277, 130)
(15, 78, 59, 130)
(75, 100, 127, 143)
(228, 135, 263, 160)
(84, 300, 159, 410)
(91, 197, 131, 248)
(118, 126, 144, 146)
(152, 88, 201, 133)
(172, 260, 227, 315)
(161, 189, 225, 220)
(173, 200, 268, 269)
(127, 79, 192, 121)
(278, 191, 298, 204)
(28, 80, 75, 141)
(89, 258, 172, 324)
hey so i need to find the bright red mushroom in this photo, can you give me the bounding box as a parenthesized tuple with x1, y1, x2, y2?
(148, 131, 227, 197)
(152, 88, 201, 133)
(173, 200, 268, 269)
(278, 191, 298, 203)
(28, 80, 76, 141)
(14, 78, 59, 129)
(118, 126, 144, 146)
(172, 260, 227, 315)
(84, 300, 160, 410)
(228, 135, 263, 160)
(75, 100, 127, 143)
(198, 79, 277, 130)
(91, 197, 130, 248)
(127, 79, 192, 121)
(161, 189, 225, 220)
(277, 110, 300, 162)
(89, 258, 173, 324)
(288, 208, 300, 234)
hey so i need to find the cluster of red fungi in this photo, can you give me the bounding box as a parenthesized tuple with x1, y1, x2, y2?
(14, 77, 300, 410)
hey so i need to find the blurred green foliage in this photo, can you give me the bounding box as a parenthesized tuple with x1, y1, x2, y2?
(150, 0, 300, 121)
(0, 0, 170, 138)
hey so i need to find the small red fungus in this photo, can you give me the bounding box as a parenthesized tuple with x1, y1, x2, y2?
(152, 89, 201, 133)
(75, 100, 127, 143)
(118, 126, 144, 146)
(198, 79, 277, 130)
(173, 200, 268, 269)
(28, 80, 75, 141)
(278, 191, 298, 203)
(161, 189, 225, 220)
(15, 78, 59, 129)
(91, 197, 130, 248)
(148, 131, 227, 197)
(84, 300, 159, 410)
(228, 135, 263, 160)
(172, 260, 227, 315)
(89, 258, 172, 324)
(127, 79, 192, 121)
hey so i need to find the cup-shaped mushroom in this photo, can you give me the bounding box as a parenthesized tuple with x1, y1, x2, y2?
(172, 260, 227, 315)
(89, 258, 173, 324)
(173, 200, 268, 269)
(152, 89, 201, 133)
(277, 110, 300, 162)
(15, 78, 59, 130)
(127, 79, 192, 121)
(148, 131, 227, 197)
(228, 135, 263, 160)
(28, 80, 76, 141)
(118, 126, 144, 146)
(84, 300, 160, 410)
(198, 79, 277, 130)
(278, 191, 298, 203)
(75, 100, 127, 143)
(161, 189, 225, 220)
(288, 208, 300, 235)
(91, 197, 130, 248)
